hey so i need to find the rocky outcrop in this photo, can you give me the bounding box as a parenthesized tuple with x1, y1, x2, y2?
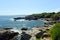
(0, 28, 19, 40)
(14, 17, 24, 21)
(14, 15, 38, 21)
(20, 32, 31, 40)
(35, 31, 46, 38)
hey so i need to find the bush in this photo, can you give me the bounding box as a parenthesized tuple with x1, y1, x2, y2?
(50, 23, 60, 40)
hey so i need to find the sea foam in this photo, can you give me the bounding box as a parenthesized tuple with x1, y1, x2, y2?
(9, 18, 14, 21)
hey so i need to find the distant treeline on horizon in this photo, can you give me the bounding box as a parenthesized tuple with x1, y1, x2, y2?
(14, 11, 60, 21)
(26, 11, 60, 20)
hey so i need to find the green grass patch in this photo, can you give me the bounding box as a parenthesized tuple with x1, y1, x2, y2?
(50, 23, 60, 40)
(36, 38, 40, 40)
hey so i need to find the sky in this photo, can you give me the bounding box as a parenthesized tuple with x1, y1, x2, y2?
(0, 0, 60, 15)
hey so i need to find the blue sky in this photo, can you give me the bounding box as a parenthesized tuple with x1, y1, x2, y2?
(0, 0, 60, 15)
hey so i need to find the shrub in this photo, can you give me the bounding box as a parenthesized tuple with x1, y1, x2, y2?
(50, 23, 60, 40)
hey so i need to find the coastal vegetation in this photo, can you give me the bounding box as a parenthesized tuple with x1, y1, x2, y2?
(31, 12, 60, 20)
(36, 23, 60, 40)
(36, 38, 40, 40)
(50, 23, 60, 40)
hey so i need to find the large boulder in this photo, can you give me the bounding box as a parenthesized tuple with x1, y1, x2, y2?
(21, 32, 31, 40)
(0, 29, 19, 40)
(35, 31, 45, 38)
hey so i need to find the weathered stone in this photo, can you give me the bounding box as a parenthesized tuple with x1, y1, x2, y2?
(0, 29, 19, 40)
(21, 32, 31, 40)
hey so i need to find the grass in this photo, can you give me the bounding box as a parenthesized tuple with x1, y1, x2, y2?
(50, 23, 60, 40)
(36, 38, 41, 40)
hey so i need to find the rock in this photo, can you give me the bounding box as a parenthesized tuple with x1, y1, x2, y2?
(0, 29, 19, 40)
(42, 33, 50, 39)
(35, 31, 45, 38)
(21, 27, 28, 30)
(21, 32, 31, 40)
(3, 28, 13, 30)
(14, 17, 24, 21)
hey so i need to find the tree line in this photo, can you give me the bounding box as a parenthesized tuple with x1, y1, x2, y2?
(31, 12, 60, 20)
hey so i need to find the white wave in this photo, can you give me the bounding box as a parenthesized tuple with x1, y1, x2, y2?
(16, 19, 26, 21)
(11, 28, 22, 34)
(9, 18, 26, 22)
(9, 18, 14, 21)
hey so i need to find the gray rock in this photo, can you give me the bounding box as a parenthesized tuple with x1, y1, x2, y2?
(21, 32, 31, 40)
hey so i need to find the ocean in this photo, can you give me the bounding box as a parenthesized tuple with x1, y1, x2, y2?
(0, 15, 44, 29)
(0, 15, 44, 40)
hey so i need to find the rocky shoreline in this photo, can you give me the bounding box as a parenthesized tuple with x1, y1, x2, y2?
(0, 19, 57, 40)
(20, 26, 51, 40)
(20, 19, 53, 40)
